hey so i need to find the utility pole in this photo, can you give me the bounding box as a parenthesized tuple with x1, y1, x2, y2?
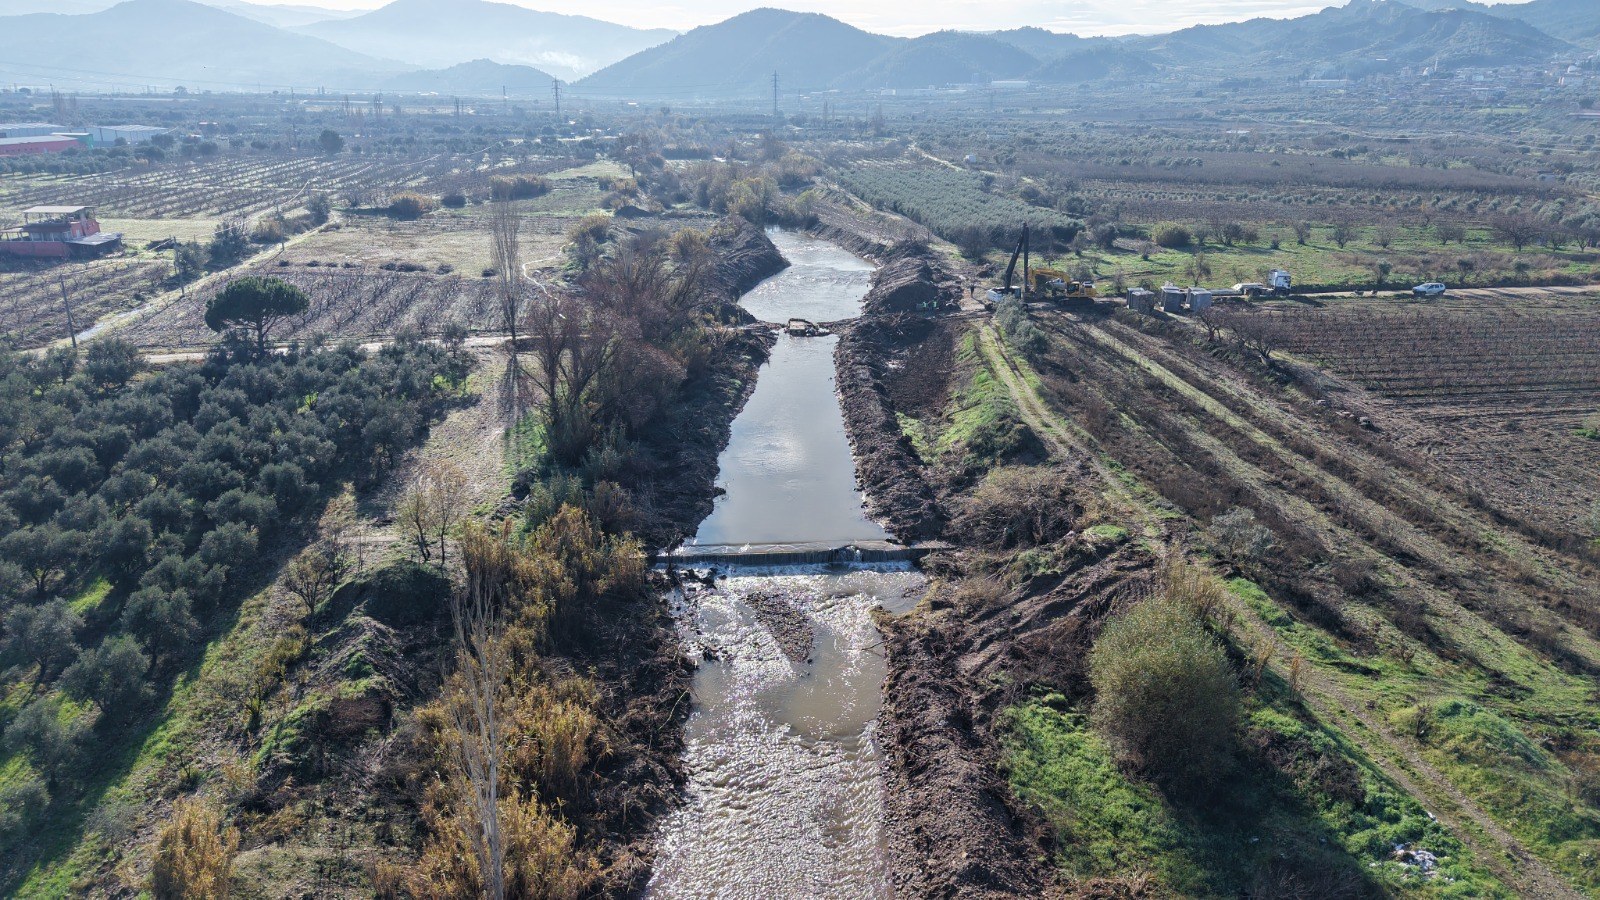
(552, 79, 562, 120)
(56, 270, 78, 351)
(771, 71, 779, 119)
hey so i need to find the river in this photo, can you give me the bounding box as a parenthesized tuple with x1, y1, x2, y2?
(647, 231, 921, 899)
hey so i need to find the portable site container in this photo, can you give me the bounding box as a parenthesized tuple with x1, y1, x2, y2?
(1126, 288, 1155, 313)
(1188, 289, 1213, 312)
(1161, 284, 1186, 312)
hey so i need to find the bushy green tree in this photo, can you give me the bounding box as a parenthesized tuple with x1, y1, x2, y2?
(62, 635, 152, 713)
(1, 599, 82, 682)
(1090, 594, 1239, 791)
(204, 277, 310, 356)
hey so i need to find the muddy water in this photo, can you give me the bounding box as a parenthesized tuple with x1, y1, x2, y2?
(690, 230, 887, 550)
(648, 232, 917, 898)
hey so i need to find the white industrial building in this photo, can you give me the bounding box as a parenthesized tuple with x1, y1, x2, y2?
(0, 122, 67, 139)
(90, 124, 170, 145)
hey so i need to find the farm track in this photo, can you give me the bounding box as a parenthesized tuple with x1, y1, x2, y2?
(978, 310, 1595, 897)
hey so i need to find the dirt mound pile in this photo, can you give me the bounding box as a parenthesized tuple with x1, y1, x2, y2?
(862, 249, 962, 316)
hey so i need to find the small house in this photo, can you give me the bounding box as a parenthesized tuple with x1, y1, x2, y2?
(0, 206, 122, 258)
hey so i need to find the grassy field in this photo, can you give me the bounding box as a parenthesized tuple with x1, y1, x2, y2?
(1035, 224, 1600, 292)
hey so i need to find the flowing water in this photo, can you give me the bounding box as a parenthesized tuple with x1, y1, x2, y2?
(647, 232, 921, 899)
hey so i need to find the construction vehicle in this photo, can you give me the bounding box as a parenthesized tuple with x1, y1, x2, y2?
(1032, 266, 1098, 300)
(986, 224, 1030, 304)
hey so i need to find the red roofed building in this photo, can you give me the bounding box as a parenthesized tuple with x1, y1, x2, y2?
(0, 207, 122, 258)
(0, 135, 86, 157)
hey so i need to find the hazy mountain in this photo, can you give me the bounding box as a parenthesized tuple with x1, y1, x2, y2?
(578, 8, 898, 96)
(300, 0, 675, 83)
(0, 0, 401, 90)
(1030, 45, 1159, 83)
(203, 0, 358, 28)
(988, 26, 1100, 60)
(1131, 0, 1567, 76)
(382, 59, 556, 96)
(1486, 0, 1600, 48)
(838, 31, 1038, 89)
(0, 0, 355, 24)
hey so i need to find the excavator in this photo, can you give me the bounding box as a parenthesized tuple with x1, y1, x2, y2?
(985, 224, 1029, 305)
(1031, 266, 1097, 301)
(984, 224, 1097, 306)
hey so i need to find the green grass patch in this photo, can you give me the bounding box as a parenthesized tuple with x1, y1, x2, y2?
(1004, 693, 1507, 897)
(1228, 576, 1600, 893)
(66, 578, 112, 617)
(937, 330, 1037, 471)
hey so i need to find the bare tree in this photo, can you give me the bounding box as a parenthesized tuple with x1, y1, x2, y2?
(448, 529, 510, 900)
(282, 538, 353, 612)
(1490, 213, 1541, 252)
(397, 459, 468, 566)
(490, 200, 525, 410)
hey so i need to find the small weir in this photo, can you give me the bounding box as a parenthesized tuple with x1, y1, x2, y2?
(646, 231, 919, 899)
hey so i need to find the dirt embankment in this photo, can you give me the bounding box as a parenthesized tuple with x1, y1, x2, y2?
(879, 540, 1159, 898)
(704, 215, 789, 320)
(831, 235, 965, 541)
(631, 327, 776, 551)
(837, 314, 946, 542)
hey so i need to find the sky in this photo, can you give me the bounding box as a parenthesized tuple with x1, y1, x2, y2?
(248, 0, 1352, 36)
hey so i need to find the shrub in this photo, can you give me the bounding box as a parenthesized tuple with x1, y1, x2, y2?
(440, 191, 468, 209)
(1211, 507, 1273, 564)
(327, 560, 451, 628)
(1153, 223, 1192, 249)
(387, 192, 438, 220)
(953, 466, 1076, 549)
(489, 174, 551, 201)
(995, 296, 1047, 360)
(1090, 594, 1239, 790)
(0, 774, 49, 837)
(150, 797, 239, 900)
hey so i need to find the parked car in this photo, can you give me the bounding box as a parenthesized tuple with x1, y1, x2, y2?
(1412, 282, 1447, 298)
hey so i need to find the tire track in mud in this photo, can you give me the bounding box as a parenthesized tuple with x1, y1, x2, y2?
(976, 314, 1589, 900)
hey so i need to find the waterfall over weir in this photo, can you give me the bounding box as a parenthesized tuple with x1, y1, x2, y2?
(646, 231, 919, 899)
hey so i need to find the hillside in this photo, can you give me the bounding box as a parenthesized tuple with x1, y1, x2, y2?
(1030, 45, 1159, 83)
(300, 0, 675, 83)
(1131, 0, 1568, 76)
(988, 26, 1100, 60)
(381, 58, 556, 96)
(1488, 0, 1600, 48)
(0, 0, 400, 90)
(837, 31, 1037, 90)
(578, 8, 898, 96)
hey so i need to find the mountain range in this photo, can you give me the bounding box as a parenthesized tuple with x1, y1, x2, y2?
(0, 0, 1589, 97)
(577, 0, 1587, 95)
(297, 0, 676, 83)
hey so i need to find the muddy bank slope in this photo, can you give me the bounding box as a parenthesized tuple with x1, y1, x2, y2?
(705, 215, 789, 317)
(833, 242, 962, 542)
(878, 539, 1156, 898)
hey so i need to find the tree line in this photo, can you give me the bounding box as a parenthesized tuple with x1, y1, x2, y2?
(0, 337, 458, 860)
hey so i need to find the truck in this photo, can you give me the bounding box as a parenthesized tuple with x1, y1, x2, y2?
(1268, 269, 1292, 296)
